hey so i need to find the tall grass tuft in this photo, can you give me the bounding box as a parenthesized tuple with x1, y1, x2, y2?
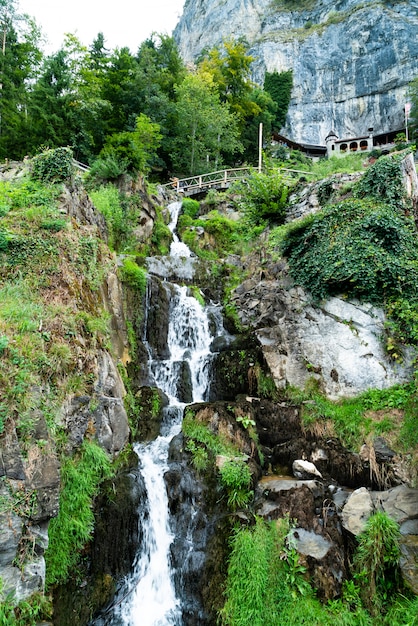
(45, 440, 113, 587)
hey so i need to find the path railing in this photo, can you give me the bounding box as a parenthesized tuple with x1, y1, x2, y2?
(164, 165, 314, 196)
(73, 159, 90, 172)
(164, 166, 259, 195)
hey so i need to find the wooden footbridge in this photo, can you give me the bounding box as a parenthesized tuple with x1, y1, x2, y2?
(165, 166, 259, 197)
(164, 165, 313, 197)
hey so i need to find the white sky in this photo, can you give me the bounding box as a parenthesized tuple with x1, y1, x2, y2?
(18, 0, 186, 54)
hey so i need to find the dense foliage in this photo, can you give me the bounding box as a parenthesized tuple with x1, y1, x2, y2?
(281, 197, 418, 304)
(0, 5, 287, 177)
(279, 155, 418, 350)
(220, 514, 416, 626)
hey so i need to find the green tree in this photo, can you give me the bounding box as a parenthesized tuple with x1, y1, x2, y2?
(172, 71, 242, 175)
(0, 1, 43, 158)
(263, 69, 293, 130)
(239, 87, 277, 163)
(199, 38, 259, 122)
(95, 113, 162, 177)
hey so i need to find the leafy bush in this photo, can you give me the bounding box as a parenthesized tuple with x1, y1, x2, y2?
(31, 147, 74, 183)
(88, 154, 129, 182)
(280, 199, 418, 305)
(354, 153, 406, 206)
(179, 210, 239, 258)
(182, 197, 200, 219)
(120, 258, 147, 294)
(45, 440, 113, 587)
(234, 171, 289, 226)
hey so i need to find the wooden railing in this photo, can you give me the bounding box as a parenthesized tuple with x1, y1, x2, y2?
(73, 159, 90, 172)
(164, 165, 314, 196)
(164, 166, 259, 195)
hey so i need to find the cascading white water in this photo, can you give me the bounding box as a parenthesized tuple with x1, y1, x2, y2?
(102, 201, 226, 625)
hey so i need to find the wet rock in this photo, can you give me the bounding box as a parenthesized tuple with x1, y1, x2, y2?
(292, 459, 323, 480)
(289, 528, 333, 560)
(144, 277, 171, 359)
(24, 444, 60, 521)
(62, 350, 129, 457)
(0, 419, 25, 480)
(400, 535, 418, 594)
(342, 487, 373, 536)
(132, 386, 168, 442)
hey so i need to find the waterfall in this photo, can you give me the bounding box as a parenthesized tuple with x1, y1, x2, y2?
(93, 202, 229, 625)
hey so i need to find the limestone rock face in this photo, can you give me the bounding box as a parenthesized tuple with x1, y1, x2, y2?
(174, 0, 418, 144)
(232, 276, 414, 399)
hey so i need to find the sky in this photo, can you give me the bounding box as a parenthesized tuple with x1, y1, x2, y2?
(17, 0, 186, 53)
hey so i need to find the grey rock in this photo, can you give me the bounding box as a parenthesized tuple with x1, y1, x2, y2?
(234, 274, 414, 399)
(341, 487, 373, 535)
(292, 459, 323, 479)
(289, 527, 333, 560)
(174, 0, 418, 145)
(400, 535, 418, 594)
(372, 484, 418, 524)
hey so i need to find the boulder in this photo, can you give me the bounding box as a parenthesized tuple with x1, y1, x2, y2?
(341, 487, 373, 535)
(232, 275, 414, 399)
(292, 459, 323, 480)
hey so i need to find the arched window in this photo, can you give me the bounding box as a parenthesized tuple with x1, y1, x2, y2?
(350, 141, 358, 152)
(340, 143, 347, 152)
(360, 140, 368, 151)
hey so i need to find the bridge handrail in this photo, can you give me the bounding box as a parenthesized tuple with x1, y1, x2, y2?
(73, 159, 90, 172)
(163, 165, 314, 194)
(164, 166, 258, 192)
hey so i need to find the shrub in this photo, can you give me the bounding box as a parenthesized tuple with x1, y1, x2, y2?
(120, 258, 147, 294)
(354, 153, 407, 206)
(31, 147, 74, 183)
(45, 440, 113, 587)
(280, 198, 418, 306)
(88, 154, 128, 182)
(182, 197, 200, 219)
(353, 511, 401, 614)
(235, 171, 289, 226)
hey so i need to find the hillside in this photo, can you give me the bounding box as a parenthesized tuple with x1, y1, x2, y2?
(0, 147, 417, 624)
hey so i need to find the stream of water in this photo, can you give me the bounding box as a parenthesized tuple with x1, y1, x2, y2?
(94, 202, 227, 625)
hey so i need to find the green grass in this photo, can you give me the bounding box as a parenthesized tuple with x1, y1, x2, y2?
(286, 380, 415, 453)
(45, 439, 113, 587)
(220, 515, 416, 626)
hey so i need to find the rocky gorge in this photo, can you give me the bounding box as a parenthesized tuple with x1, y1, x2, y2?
(0, 151, 417, 624)
(174, 0, 418, 145)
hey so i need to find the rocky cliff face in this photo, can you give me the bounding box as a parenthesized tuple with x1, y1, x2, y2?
(174, 0, 418, 145)
(0, 165, 130, 603)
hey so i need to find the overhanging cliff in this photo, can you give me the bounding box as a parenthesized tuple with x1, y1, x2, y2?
(174, 0, 418, 145)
